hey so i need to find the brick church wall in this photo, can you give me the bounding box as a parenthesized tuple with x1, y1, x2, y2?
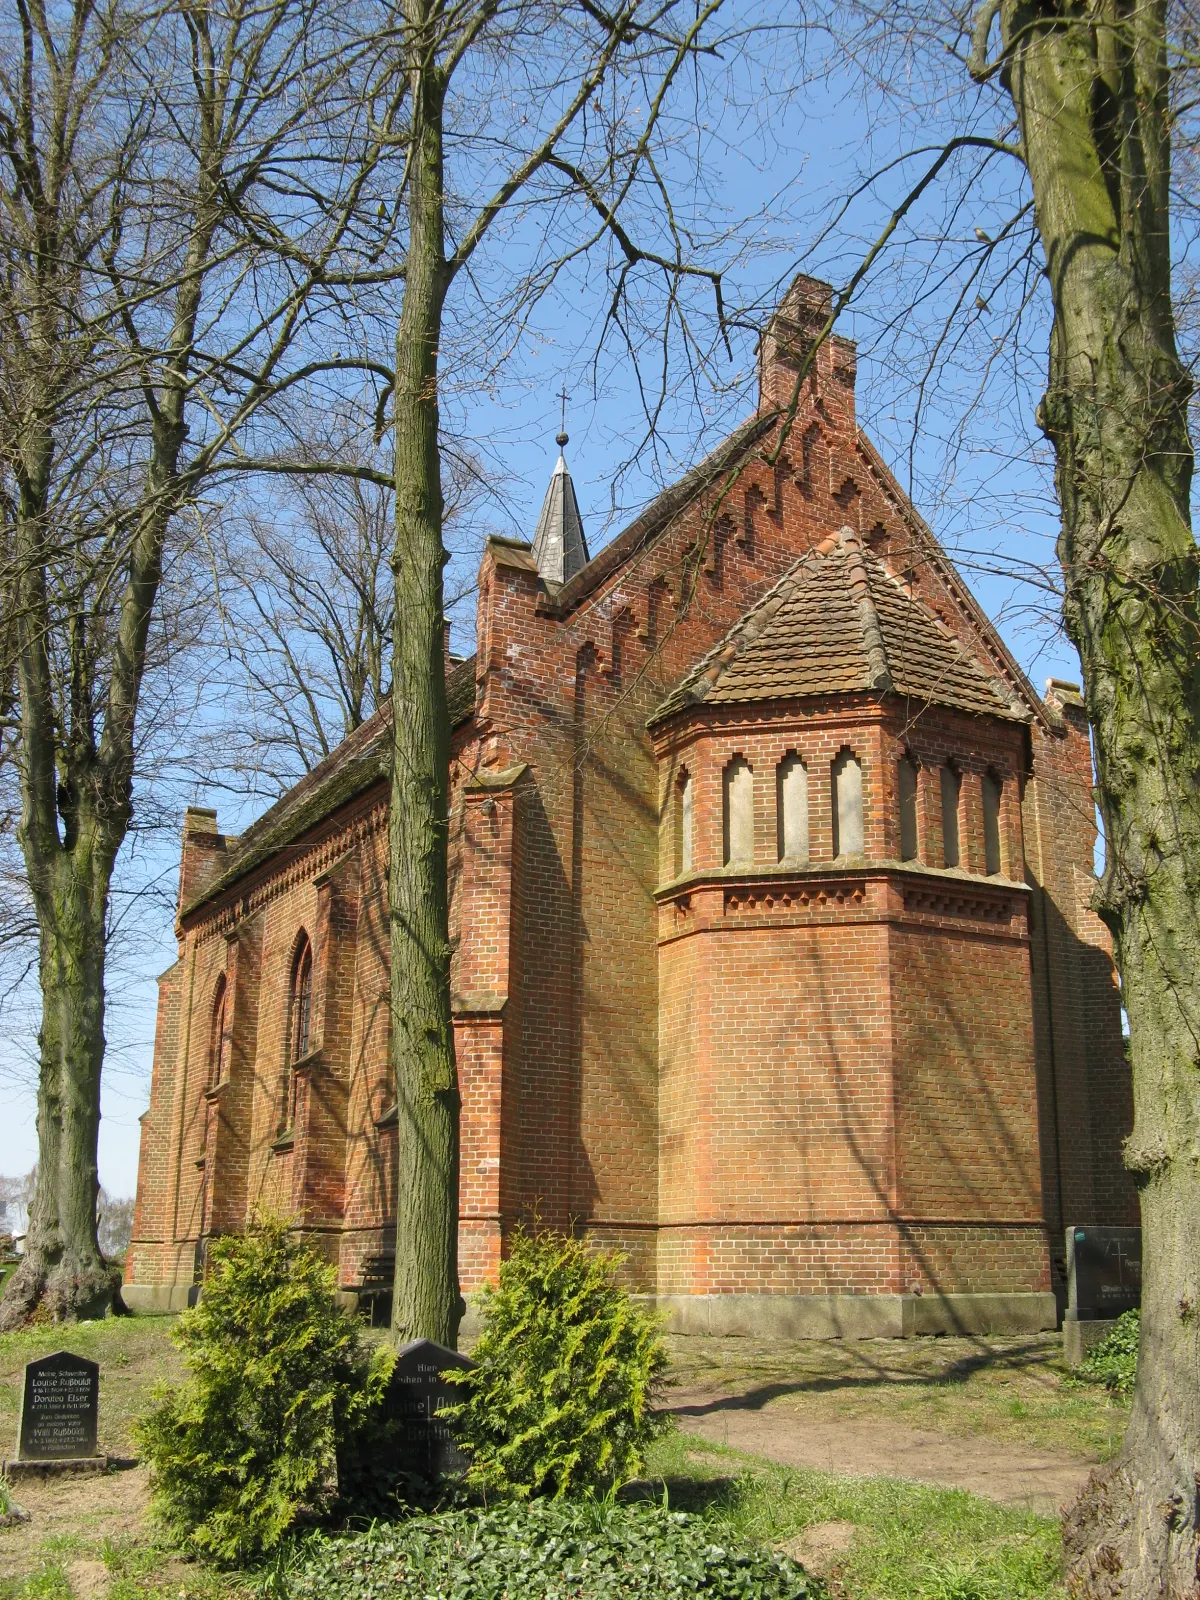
(126, 275, 1131, 1318)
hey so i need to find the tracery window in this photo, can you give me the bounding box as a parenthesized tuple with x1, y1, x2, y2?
(982, 772, 1003, 876)
(940, 765, 962, 868)
(832, 749, 864, 858)
(899, 756, 920, 862)
(777, 753, 809, 863)
(723, 756, 754, 866)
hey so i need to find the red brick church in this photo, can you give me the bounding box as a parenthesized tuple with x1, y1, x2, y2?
(126, 277, 1135, 1335)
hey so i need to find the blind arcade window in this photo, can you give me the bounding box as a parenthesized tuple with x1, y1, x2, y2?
(832, 749, 863, 858)
(723, 757, 754, 866)
(899, 757, 919, 861)
(940, 765, 962, 868)
(777, 753, 809, 863)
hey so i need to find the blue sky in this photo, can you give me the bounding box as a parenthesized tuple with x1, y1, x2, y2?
(0, 30, 1087, 1197)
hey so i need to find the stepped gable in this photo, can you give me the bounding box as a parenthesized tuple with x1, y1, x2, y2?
(181, 652, 478, 919)
(651, 527, 1025, 726)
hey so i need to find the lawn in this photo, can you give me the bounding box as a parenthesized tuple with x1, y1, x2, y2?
(0, 1316, 1126, 1600)
(665, 1332, 1128, 1464)
(643, 1428, 1065, 1598)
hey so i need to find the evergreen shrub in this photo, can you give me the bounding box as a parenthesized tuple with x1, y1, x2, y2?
(280, 1500, 820, 1599)
(137, 1215, 386, 1565)
(445, 1226, 669, 1499)
(1075, 1308, 1139, 1396)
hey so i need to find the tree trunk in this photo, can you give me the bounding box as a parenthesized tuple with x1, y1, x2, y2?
(985, 0, 1200, 1591)
(388, 17, 461, 1348)
(0, 861, 118, 1328)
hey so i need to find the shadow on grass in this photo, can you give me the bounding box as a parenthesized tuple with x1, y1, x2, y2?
(617, 1475, 739, 1514)
(666, 1341, 1065, 1417)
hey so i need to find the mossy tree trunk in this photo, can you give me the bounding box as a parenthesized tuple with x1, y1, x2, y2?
(973, 1, 1200, 1590)
(388, 0, 461, 1348)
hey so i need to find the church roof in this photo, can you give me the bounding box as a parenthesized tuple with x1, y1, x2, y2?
(180, 654, 477, 920)
(651, 528, 1027, 727)
(530, 437, 589, 585)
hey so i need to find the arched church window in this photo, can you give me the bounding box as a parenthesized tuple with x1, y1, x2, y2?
(290, 935, 313, 1063)
(673, 770, 693, 877)
(982, 771, 1003, 876)
(899, 756, 920, 861)
(832, 749, 863, 858)
(940, 765, 962, 868)
(209, 975, 230, 1088)
(777, 754, 809, 863)
(723, 756, 754, 866)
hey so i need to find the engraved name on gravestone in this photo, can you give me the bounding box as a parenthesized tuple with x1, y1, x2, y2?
(17, 1351, 100, 1461)
(387, 1338, 473, 1480)
(1067, 1226, 1142, 1321)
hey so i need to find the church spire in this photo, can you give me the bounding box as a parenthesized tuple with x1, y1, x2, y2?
(531, 403, 589, 586)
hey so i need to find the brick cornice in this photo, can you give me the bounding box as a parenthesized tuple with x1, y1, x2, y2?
(187, 800, 386, 947)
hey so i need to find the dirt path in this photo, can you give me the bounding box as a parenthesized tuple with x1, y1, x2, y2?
(0, 1466, 152, 1584)
(669, 1386, 1098, 1515)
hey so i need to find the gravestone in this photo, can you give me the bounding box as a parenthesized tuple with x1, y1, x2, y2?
(16, 1351, 100, 1462)
(385, 1338, 473, 1481)
(1066, 1226, 1142, 1322)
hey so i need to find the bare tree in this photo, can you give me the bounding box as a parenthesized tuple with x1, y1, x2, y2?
(200, 428, 487, 798)
(369, 0, 745, 1346)
(0, 0, 409, 1324)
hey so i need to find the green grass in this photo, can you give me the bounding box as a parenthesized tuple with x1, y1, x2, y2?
(0, 1564, 74, 1600)
(0, 1318, 1081, 1598)
(665, 1333, 1129, 1464)
(0, 1314, 183, 1457)
(643, 1430, 1065, 1600)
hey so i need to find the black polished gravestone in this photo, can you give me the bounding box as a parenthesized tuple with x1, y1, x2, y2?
(384, 1339, 474, 1482)
(1067, 1226, 1142, 1321)
(16, 1351, 100, 1462)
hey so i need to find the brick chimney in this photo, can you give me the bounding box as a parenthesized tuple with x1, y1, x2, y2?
(178, 806, 228, 914)
(758, 273, 857, 425)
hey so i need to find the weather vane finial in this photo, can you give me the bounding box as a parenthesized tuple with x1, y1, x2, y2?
(556, 385, 569, 450)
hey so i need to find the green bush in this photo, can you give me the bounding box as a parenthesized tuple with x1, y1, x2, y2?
(1076, 1308, 1139, 1397)
(445, 1226, 669, 1499)
(278, 1500, 820, 1599)
(137, 1216, 385, 1565)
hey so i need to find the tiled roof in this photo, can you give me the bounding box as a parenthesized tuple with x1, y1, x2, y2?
(182, 654, 478, 918)
(651, 530, 1025, 726)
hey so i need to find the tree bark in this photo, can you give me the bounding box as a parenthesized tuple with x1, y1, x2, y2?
(388, 0, 461, 1348)
(1, 870, 118, 1325)
(979, 0, 1200, 1591)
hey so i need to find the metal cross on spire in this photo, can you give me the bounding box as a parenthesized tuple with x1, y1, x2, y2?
(557, 385, 569, 449)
